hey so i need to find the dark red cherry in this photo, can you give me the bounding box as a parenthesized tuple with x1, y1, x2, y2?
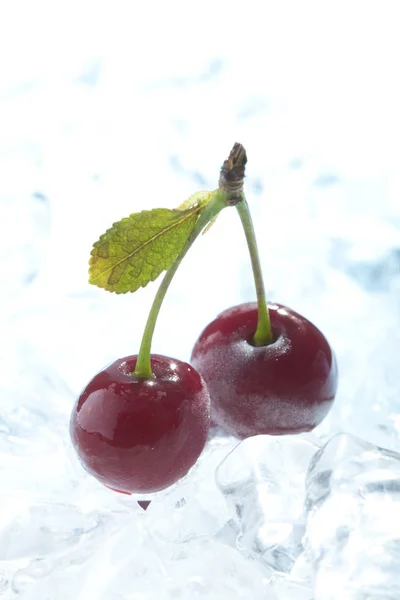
(191, 303, 338, 438)
(70, 355, 210, 493)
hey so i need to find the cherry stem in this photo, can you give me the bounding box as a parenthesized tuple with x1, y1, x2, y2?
(236, 198, 273, 346)
(134, 142, 249, 378)
(133, 191, 226, 378)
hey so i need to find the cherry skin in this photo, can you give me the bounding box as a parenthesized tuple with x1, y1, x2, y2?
(191, 303, 338, 438)
(70, 354, 210, 494)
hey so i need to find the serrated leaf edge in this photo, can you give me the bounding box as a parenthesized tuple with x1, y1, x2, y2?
(88, 205, 203, 285)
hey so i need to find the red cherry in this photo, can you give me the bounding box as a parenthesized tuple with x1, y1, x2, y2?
(70, 355, 210, 493)
(191, 303, 338, 438)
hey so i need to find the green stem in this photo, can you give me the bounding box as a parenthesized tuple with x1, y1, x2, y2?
(133, 191, 227, 378)
(236, 198, 273, 346)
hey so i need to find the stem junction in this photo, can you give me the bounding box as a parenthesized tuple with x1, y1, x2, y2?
(133, 141, 271, 378)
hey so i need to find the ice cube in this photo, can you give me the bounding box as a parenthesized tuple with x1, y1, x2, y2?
(146, 435, 238, 552)
(162, 538, 277, 600)
(74, 518, 165, 600)
(0, 501, 135, 599)
(0, 565, 13, 598)
(272, 573, 313, 600)
(0, 503, 110, 561)
(305, 433, 400, 599)
(79, 515, 276, 600)
(216, 434, 319, 573)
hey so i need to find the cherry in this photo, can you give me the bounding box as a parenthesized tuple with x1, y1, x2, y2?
(69, 147, 243, 494)
(70, 354, 210, 494)
(191, 302, 338, 438)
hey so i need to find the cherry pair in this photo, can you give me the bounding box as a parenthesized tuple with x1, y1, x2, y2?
(70, 144, 338, 494)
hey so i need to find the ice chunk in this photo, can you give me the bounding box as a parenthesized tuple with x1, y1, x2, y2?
(82, 532, 276, 600)
(163, 538, 277, 600)
(272, 574, 313, 600)
(0, 405, 60, 458)
(0, 501, 135, 599)
(18, 512, 276, 600)
(74, 518, 165, 600)
(0, 503, 110, 561)
(305, 433, 400, 599)
(216, 435, 319, 573)
(146, 434, 238, 552)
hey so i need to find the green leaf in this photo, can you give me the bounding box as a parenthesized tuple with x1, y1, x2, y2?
(179, 192, 218, 235)
(89, 205, 204, 293)
(177, 190, 213, 211)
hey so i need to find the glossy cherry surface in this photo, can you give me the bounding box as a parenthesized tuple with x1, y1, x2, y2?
(70, 354, 210, 493)
(191, 303, 338, 438)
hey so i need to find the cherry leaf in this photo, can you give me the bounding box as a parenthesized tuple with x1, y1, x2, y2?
(89, 204, 204, 293)
(177, 190, 213, 211)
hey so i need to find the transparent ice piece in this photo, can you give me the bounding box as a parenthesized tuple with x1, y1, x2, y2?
(305, 433, 400, 599)
(146, 435, 238, 552)
(216, 434, 318, 572)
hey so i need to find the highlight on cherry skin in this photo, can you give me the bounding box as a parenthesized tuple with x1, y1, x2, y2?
(191, 302, 338, 439)
(69, 354, 210, 494)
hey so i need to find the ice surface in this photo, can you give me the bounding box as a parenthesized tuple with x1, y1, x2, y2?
(80, 531, 277, 600)
(305, 433, 400, 599)
(216, 435, 318, 573)
(146, 434, 238, 552)
(1, 1, 400, 598)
